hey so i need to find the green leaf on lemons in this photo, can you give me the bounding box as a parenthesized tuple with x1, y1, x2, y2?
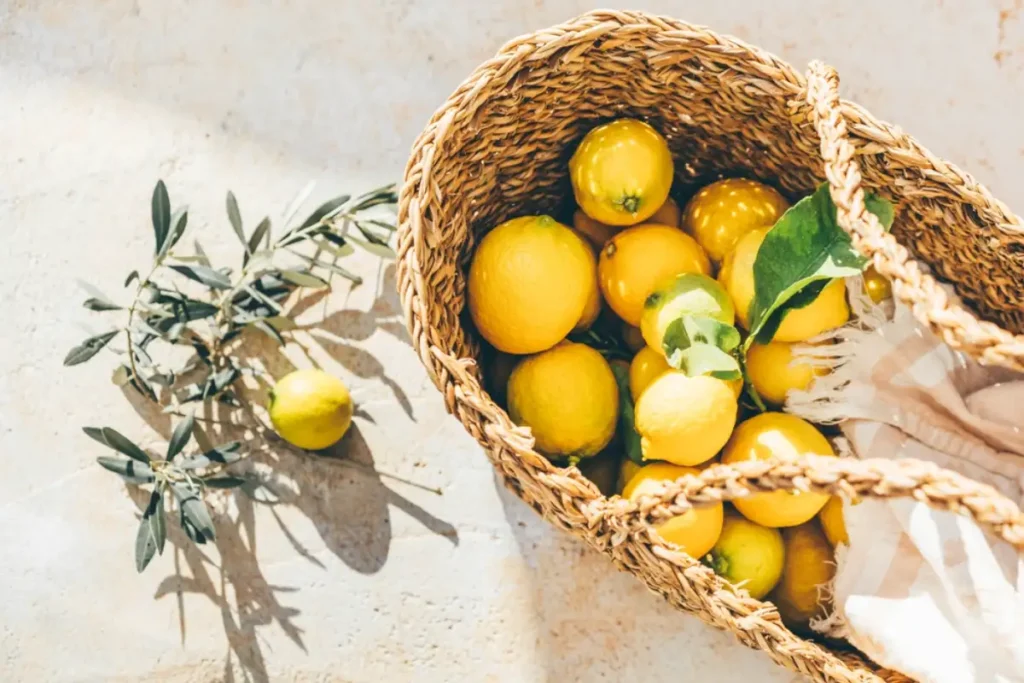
(663, 315, 741, 356)
(660, 314, 742, 381)
(608, 362, 643, 465)
(746, 183, 894, 346)
(668, 343, 742, 381)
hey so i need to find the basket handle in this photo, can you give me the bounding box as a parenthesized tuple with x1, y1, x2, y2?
(804, 61, 1024, 371)
(581, 455, 1024, 551)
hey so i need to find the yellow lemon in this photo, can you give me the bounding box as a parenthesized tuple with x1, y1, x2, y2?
(683, 178, 789, 262)
(573, 209, 620, 250)
(507, 342, 618, 458)
(719, 227, 850, 342)
(635, 371, 738, 466)
(629, 346, 670, 402)
(770, 522, 836, 633)
(570, 119, 674, 226)
(705, 511, 785, 599)
(624, 463, 724, 558)
(622, 324, 647, 352)
(269, 369, 353, 450)
(863, 265, 892, 304)
(617, 457, 643, 494)
(468, 215, 594, 354)
(722, 412, 835, 527)
(650, 197, 682, 227)
(641, 273, 735, 353)
(745, 341, 826, 406)
(599, 224, 711, 326)
(819, 496, 849, 546)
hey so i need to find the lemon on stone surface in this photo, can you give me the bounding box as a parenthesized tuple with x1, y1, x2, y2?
(718, 227, 850, 342)
(745, 341, 826, 406)
(721, 412, 835, 527)
(705, 511, 785, 599)
(269, 369, 353, 450)
(682, 178, 789, 263)
(570, 119, 674, 226)
(624, 462, 724, 558)
(507, 342, 618, 459)
(629, 345, 670, 403)
(468, 215, 595, 354)
(634, 371, 737, 466)
(819, 495, 849, 546)
(599, 224, 711, 327)
(770, 522, 836, 633)
(640, 273, 735, 353)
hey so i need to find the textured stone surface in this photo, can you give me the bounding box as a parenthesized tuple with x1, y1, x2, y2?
(2, 1, 1022, 681)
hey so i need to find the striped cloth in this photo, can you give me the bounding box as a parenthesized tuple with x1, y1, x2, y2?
(787, 279, 1024, 683)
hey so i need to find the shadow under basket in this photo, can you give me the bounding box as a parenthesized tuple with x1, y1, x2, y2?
(397, 10, 1024, 682)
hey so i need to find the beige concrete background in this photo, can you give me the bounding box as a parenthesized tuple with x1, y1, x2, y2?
(2, 1, 1022, 681)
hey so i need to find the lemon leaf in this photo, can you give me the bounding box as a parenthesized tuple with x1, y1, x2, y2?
(747, 183, 894, 346)
(662, 315, 741, 359)
(608, 362, 643, 465)
(667, 342, 742, 381)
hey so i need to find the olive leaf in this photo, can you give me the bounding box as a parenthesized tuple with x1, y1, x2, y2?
(96, 456, 155, 484)
(64, 330, 119, 366)
(203, 476, 247, 489)
(83, 297, 121, 311)
(252, 319, 286, 345)
(172, 482, 216, 541)
(135, 512, 159, 572)
(226, 191, 246, 247)
(151, 180, 170, 255)
(608, 362, 643, 465)
(299, 195, 351, 229)
(158, 207, 189, 259)
(84, 426, 151, 462)
(150, 488, 167, 555)
(346, 235, 396, 259)
(746, 183, 894, 346)
(279, 270, 329, 288)
(166, 412, 194, 460)
(247, 217, 271, 257)
(179, 441, 243, 470)
(169, 265, 232, 290)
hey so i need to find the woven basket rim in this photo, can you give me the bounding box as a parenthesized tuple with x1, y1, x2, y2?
(396, 10, 1024, 682)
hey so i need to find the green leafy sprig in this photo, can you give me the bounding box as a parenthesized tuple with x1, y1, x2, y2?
(66, 180, 399, 572)
(65, 181, 398, 408)
(88, 413, 245, 572)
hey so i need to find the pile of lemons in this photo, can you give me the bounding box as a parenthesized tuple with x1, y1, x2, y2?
(468, 118, 888, 633)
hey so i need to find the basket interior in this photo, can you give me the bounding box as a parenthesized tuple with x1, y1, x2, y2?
(422, 33, 1023, 369)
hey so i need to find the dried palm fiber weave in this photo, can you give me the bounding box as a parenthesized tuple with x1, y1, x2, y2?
(396, 10, 1024, 682)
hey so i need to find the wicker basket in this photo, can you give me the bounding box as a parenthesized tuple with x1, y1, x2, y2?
(397, 10, 1024, 682)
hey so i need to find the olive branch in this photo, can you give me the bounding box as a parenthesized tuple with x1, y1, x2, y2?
(66, 180, 399, 571)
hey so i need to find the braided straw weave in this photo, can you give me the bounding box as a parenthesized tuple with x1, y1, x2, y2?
(397, 10, 1024, 682)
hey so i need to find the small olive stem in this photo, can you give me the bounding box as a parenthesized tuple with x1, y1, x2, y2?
(124, 262, 164, 396)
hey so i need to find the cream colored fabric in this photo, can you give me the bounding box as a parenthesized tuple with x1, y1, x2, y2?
(787, 281, 1024, 683)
